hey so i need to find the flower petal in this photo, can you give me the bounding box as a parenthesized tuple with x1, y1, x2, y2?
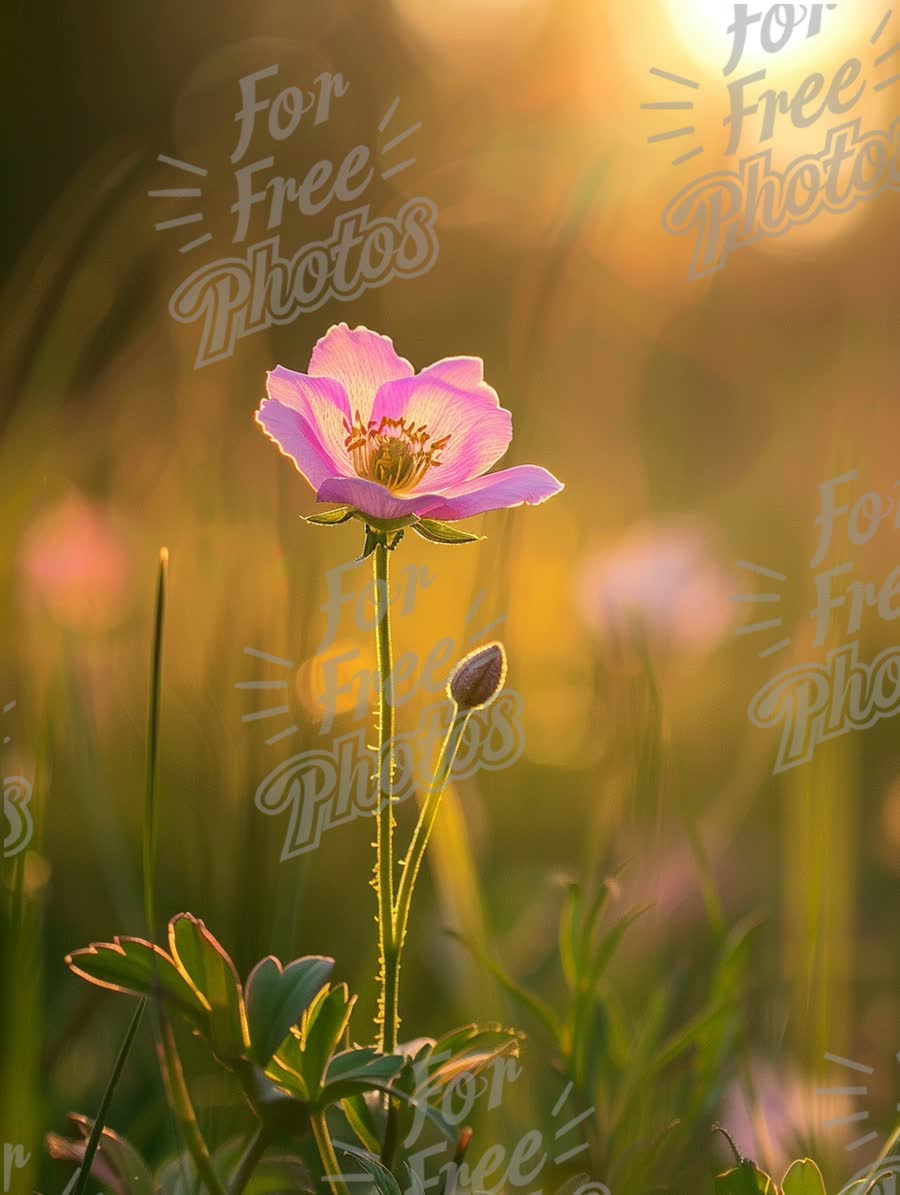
(370, 373, 512, 492)
(420, 356, 489, 390)
(308, 324, 414, 422)
(316, 477, 443, 522)
(256, 401, 346, 491)
(265, 366, 354, 476)
(415, 466, 564, 521)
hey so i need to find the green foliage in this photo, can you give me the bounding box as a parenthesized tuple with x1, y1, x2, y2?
(49, 1119, 316, 1195)
(710, 1137, 900, 1194)
(61, 911, 527, 1194)
(455, 874, 758, 1194)
(65, 934, 208, 1031)
(66, 913, 329, 1069)
(168, 913, 248, 1062)
(245, 955, 336, 1068)
(714, 1159, 780, 1194)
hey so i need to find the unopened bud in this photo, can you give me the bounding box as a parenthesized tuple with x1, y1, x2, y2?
(447, 642, 507, 711)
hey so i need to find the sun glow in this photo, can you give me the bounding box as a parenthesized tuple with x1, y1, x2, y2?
(659, 0, 886, 81)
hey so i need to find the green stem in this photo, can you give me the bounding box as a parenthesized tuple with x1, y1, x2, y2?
(229, 1123, 269, 1195)
(311, 1111, 351, 1195)
(392, 709, 472, 985)
(373, 539, 398, 1052)
(157, 1011, 227, 1195)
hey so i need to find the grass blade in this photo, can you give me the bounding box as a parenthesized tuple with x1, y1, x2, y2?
(70, 998, 145, 1195)
(142, 547, 167, 942)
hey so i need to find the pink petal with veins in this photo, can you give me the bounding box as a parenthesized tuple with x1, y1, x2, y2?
(418, 466, 564, 521)
(308, 323, 414, 422)
(263, 366, 354, 475)
(256, 401, 348, 491)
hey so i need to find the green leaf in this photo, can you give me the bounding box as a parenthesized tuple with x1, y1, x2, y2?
(168, 914, 249, 1061)
(339, 1146, 403, 1195)
(304, 506, 355, 525)
(426, 1025, 522, 1091)
(559, 881, 582, 991)
(411, 518, 484, 546)
(266, 984, 358, 1103)
(321, 1048, 405, 1103)
(584, 905, 650, 989)
(245, 955, 334, 1067)
(714, 1161, 777, 1194)
(385, 1030, 521, 1148)
(265, 1029, 311, 1103)
(300, 984, 356, 1095)
(65, 938, 209, 1031)
(341, 1092, 383, 1153)
(781, 1159, 827, 1195)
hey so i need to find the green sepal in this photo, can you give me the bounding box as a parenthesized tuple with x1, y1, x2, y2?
(351, 512, 418, 533)
(357, 527, 381, 561)
(303, 506, 355, 526)
(411, 518, 484, 546)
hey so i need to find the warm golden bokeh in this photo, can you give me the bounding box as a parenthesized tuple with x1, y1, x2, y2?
(2, 0, 899, 1190)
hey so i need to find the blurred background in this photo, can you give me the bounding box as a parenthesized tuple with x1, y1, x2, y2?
(1, 0, 898, 1190)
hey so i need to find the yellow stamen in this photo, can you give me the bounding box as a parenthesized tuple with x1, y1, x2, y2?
(343, 412, 450, 492)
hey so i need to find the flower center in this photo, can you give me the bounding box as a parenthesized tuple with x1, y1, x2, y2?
(343, 412, 450, 492)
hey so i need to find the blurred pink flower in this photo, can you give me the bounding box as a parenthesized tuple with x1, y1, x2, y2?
(576, 519, 735, 653)
(256, 323, 563, 524)
(720, 1061, 851, 1177)
(19, 493, 130, 630)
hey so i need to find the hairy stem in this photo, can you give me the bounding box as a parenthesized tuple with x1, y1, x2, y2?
(373, 538, 399, 1052)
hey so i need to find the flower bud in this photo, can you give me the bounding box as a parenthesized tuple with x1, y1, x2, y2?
(447, 642, 507, 711)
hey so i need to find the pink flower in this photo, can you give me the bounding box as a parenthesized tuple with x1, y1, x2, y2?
(720, 1060, 852, 1177)
(19, 493, 130, 631)
(577, 519, 735, 653)
(255, 324, 563, 525)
